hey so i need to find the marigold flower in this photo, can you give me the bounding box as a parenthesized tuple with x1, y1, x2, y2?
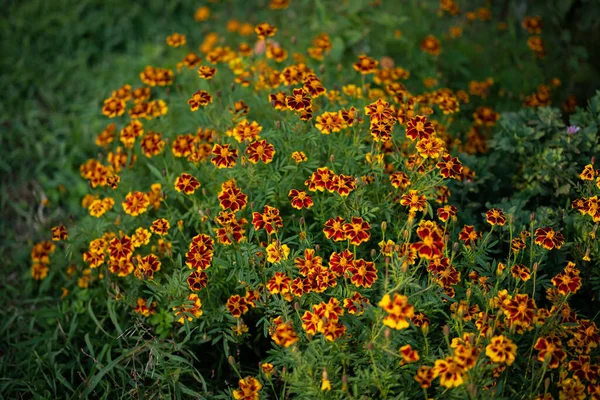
(266, 242, 290, 264)
(134, 298, 156, 317)
(140, 131, 165, 158)
(400, 190, 428, 212)
(421, 35, 441, 56)
(568, 355, 599, 382)
(187, 270, 208, 291)
(415, 365, 435, 389)
(218, 185, 248, 212)
(552, 261, 582, 295)
(315, 111, 344, 134)
(473, 106, 499, 127)
(389, 171, 410, 190)
(485, 208, 506, 226)
(323, 217, 345, 241)
(343, 292, 369, 316)
(286, 88, 311, 111)
(252, 205, 283, 234)
(344, 217, 371, 246)
(437, 205, 458, 222)
(269, 322, 298, 349)
(166, 33, 186, 47)
(580, 164, 595, 181)
(459, 225, 480, 246)
(510, 264, 531, 282)
(412, 220, 444, 259)
(108, 235, 133, 260)
(436, 155, 463, 179)
(173, 294, 203, 324)
(534, 336, 567, 368)
(353, 55, 378, 74)
(197, 65, 216, 79)
(534, 227, 565, 250)
(174, 173, 201, 194)
(31, 263, 49, 280)
(503, 293, 536, 329)
(211, 143, 238, 169)
(522, 15, 542, 34)
(405, 115, 435, 141)
(347, 259, 378, 288)
(246, 139, 276, 164)
(433, 357, 464, 388)
(233, 119, 263, 143)
(51, 225, 68, 241)
(135, 253, 161, 280)
(150, 218, 170, 236)
(288, 189, 313, 210)
(188, 90, 212, 111)
(416, 137, 445, 159)
(379, 294, 414, 330)
(428, 257, 460, 287)
(255, 22, 277, 39)
(485, 335, 517, 366)
(102, 96, 126, 118)
(227, 295, 249, 318)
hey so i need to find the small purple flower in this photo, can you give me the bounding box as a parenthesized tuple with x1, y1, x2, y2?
(567, 125, 580, 135)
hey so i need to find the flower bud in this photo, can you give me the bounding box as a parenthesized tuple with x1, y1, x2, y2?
(275, 120, 281, 130)
(381, 221, 387, 232)
(294, 302, 301, 311)
(442, 325, 450, 338)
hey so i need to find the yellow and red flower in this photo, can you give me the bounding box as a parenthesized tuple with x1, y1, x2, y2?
(174, 173, 201, 194)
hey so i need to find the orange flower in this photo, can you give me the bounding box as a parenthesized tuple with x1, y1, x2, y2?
(433, 357, 464, 388)
(51, 225, 68, 241)
(315, 111, 344, 134)
(400, 190, 428, 212)
(343, 292, 369, 315)
(150, 218, 170, 236)
(485, 208, 506, 226)
(510, 264, 531, 282)
(232, 376, 262, 400)
(437, 205, 458, 222)
(436, 155, 463, 179)
(552, 262, 582, 294)
(135, 253, 161, 280)
(233, 119, 263, 143)
(415, 365, 435, 389)
(412, 220, 444, 260)
(218, 185, 248, 211)
(329, 249, 354, 276)
(459, 225, 480, 246)
(534, 337, 567, 369)
(211, 143, 238, 169)
(288, 189, 313, 210)
(353, 55, 378, 74)
(173, 294, 203, 324)
(246, 139, 276, 164)
(188, 90, 212, 111)
(271, 322, 298, 347)
(534, 227, 565, 250)
(421, 35, 441, 56)
(522, 15, 542, 34)
(174, 173, 201, 194)
(286, 88, 312, 111)
(102, 97, 126, 118)
(485, 335, 517, 366)
(378, 294, 414, 330)
(416, 137, 445, 159)
(255, 22, 277, 39)
(187, 270, 208, 291)
(579, 164, 595, 181)
(197, 65, 216, 79)
(343, 217, 371, 246)
(166, 33, 186, 47)
(347, 259, 378, 288)
(405, 115, 435, 141)
(400, 344, 420, 365)
(323, 217, 346, 241)
(122, 191, 150, 216)
(252, 205, 283, 234)
(473, 106, 499, 127)
(227, 295, 249, 318)
(503, 293, 536, 328)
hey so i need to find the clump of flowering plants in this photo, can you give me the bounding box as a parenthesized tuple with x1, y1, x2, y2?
(21, 1, 600, 399)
